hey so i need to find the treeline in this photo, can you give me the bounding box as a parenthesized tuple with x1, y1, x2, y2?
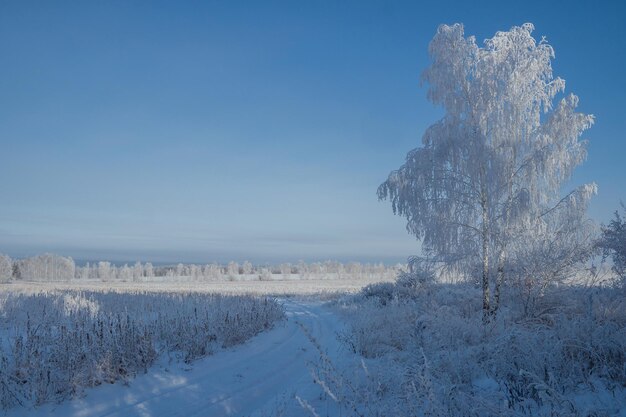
(0, 253, 401, 282)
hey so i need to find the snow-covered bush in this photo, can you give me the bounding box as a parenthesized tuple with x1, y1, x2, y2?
(395, 259, 436, 298)
(0, 289, 284, 410)
(323, 280, 626, 416)
(360, 261, 434, 307)
(361, 282, 396, 306)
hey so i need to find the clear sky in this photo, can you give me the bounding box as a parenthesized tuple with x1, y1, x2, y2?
(1, 0, 624, 264)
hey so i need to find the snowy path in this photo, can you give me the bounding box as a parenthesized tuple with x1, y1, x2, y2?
(10, 299, 348, 417)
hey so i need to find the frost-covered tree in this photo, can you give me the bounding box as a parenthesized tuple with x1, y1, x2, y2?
(16, 254, 75, 281)
(597, 203, 626, 284)
(132, 262, 143, 281)
(279, 263, 291, 278)
(226, 261, 239, 278)
(242, 261, 253, 275)
(118, 264, 132, 281)
(189, 264, 202, 280)
(201, 263, 216, 280)
(0, 254, 12, 282)
(98, 261, 112, 281)
(79, 263, 90, 280)
(144, 262, 154, 278)
(378, 23, 594, 319)
(258, 267, 272, 281)
(297, 261, 308, 278)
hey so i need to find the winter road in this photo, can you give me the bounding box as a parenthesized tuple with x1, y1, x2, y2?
(9, 299, 348, 417)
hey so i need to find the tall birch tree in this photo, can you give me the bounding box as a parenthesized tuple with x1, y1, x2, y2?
(378, 23, 595, 320)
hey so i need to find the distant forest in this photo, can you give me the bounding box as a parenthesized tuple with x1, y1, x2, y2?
(0, 253, 401, 282)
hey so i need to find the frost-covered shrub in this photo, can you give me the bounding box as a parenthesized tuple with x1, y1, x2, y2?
(0, 289, 284, 410)
(341, 300, 417, 358)
(361, 282, 396, 306)
(395, 261, 436, 301)
(397, 258, 435, 289)
(396, 270, 431, 291)
(326, 281, 626, 416)
(360, 263, 435, 307)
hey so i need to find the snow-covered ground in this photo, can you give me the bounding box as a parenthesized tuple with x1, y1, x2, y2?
(5, 276, 393, 296)
(4, 279, 624, 416)
(6, 299, 350, 417)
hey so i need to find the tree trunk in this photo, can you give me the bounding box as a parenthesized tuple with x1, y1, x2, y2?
(493, 249, 506, 316)
(494, 162, 514, 318)
(481, 188, 491, 323)
(482, 232, 490, 323)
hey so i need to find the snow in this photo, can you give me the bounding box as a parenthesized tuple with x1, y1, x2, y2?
(5, 277, 394, 296)
(6, 299, 350, 417)
(2, 281, 625, 416)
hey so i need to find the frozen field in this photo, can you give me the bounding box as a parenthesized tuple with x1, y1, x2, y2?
(2, 275, 394, 296)
(2, 277, 626, 416)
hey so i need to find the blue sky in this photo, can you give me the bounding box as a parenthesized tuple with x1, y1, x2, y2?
(0, 0, 624, 264)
